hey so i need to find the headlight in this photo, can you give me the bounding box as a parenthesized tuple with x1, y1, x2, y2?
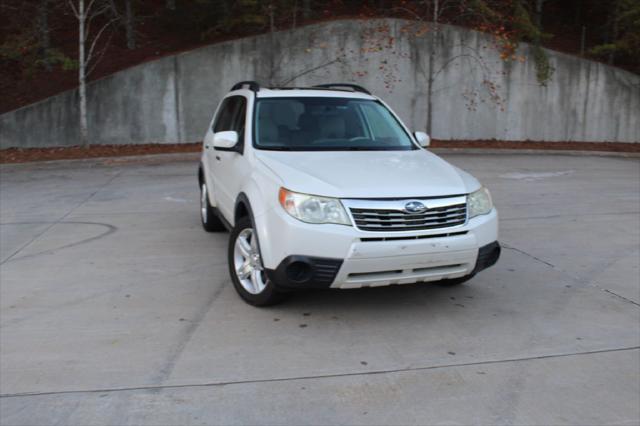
(278, 188, 351, 225)
(467, 187, 493, 218)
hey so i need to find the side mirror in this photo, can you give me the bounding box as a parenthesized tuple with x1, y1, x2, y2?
(414, 131, 430, 147)
(213, 130, 239, 150)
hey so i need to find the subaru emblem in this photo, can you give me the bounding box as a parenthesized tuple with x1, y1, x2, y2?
(404, 201, 427, 213)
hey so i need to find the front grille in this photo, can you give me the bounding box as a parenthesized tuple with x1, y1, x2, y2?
(350, 202, 467, 232)
(360, 231, 468, 242)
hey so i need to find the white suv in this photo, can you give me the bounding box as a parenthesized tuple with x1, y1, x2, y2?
(199, 81, 500, 306)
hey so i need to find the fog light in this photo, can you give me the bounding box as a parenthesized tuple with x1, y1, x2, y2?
(286, 261, 312, 283)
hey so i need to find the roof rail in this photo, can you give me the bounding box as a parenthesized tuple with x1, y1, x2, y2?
(230, 81, 260, 92)
(312, 83, 371, 95)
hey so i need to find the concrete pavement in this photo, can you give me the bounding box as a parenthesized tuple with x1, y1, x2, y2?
(1, 153, 639, 425)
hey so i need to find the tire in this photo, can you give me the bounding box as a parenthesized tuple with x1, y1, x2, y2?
(435, 273, 475, 287)
(200, 182, 226, 232)
(228, 216, 287, 306)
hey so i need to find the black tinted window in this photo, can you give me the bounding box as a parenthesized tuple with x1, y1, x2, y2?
(231, 97, 246, 134)
(213, 98, 234, 132)
(213, 96, 246, 133)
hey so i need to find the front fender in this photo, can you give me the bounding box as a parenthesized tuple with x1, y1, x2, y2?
(232, 168, 282, 267)
(237, 173, 280, 269)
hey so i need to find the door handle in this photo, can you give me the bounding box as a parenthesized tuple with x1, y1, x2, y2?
(215, 155, 221, 161)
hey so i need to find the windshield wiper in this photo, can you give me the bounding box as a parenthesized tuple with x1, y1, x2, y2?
(261, 146, 292, 151)
(345, 146, 373, 150)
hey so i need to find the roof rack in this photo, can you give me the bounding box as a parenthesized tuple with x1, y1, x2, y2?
(229, 81, 371, 95)
(230, 81, 260, 92)
(312, 83, 371, 95)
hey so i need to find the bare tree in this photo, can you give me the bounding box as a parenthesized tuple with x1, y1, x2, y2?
(389, 0, 515, 134)
(124, 0, 135, 49)
(105, 0, 136, 50)
(393, 0, 479, 134)
(426, 0, 440, 136)
(266, 1, 277, 85)
(292, 0, 298, 29)
(37, 0, 51, 71)
(534, 0, 546, 29)
(68, 0, 117, 147)
(608, 0, 621, 65)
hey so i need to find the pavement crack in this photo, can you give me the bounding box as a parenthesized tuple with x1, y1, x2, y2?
(0, 170, 123, 265)
(602, 289, 640, 307)
(1, 221, 117, 263)
(150, 278, 228, 386)
(502, 243, 640, 309)
(1, 346, 637, 399)
(501, 243, 556, 268)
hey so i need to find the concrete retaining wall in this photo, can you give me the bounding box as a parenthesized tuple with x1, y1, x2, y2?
(1, 19, 639, 148)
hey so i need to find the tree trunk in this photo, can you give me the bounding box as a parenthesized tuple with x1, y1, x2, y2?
(165, 0, 175, 10)
(38, 0, 51, 71)
(125, 0, 135, 49)
(302, 0, 310, 19)
(269, 4, 275, 33)
(268, 3, 276, 85)
(426, 0, 439, 136)
(292, 0, 297, 29)
(535, 0, 544, 29)
(608, 0, 619, 65)
(78, 0, 89, 147)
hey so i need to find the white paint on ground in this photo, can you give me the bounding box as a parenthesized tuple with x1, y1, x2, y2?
(499, 170, 575, 181)
(163, 196, 187, 203)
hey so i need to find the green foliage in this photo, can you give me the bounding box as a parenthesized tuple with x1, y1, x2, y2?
(466, 0, 555, 85)
(42, 49, 77, 71)
(510, 0, 554, 85)
(1, 34, 75, 76)
(513, 1, 541, 39)
(161, 0, 293, 41)
(467, 0, 501, 21)
(590, 0, 640, 63)
(224, 0, 268, 31)
(532, 44, 554, 86)
(0, 33, 37, 62)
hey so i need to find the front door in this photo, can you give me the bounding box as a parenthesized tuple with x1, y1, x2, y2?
(208, 95, 248, 223)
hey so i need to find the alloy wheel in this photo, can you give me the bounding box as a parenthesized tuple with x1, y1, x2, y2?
(233, 228, 267, 294)
(200, 184, 208, 223)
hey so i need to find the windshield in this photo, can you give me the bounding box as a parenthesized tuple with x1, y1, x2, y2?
(254, 97, 416, 151)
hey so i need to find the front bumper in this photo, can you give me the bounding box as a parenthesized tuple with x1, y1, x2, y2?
(257, 206, 499, 289)
(266, 241, 500, 290)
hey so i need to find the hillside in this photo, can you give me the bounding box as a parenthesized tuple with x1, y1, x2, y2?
(1, 1, 638, 115)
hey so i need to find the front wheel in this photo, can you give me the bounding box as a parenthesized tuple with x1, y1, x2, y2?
(228, 217, 287, 306)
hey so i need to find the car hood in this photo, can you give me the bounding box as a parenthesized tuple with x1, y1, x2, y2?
(256, 149, 478, 198)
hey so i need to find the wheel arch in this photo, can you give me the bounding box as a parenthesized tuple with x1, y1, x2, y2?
(234, 192, 254, 224)
(234, 189, 278, 268)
